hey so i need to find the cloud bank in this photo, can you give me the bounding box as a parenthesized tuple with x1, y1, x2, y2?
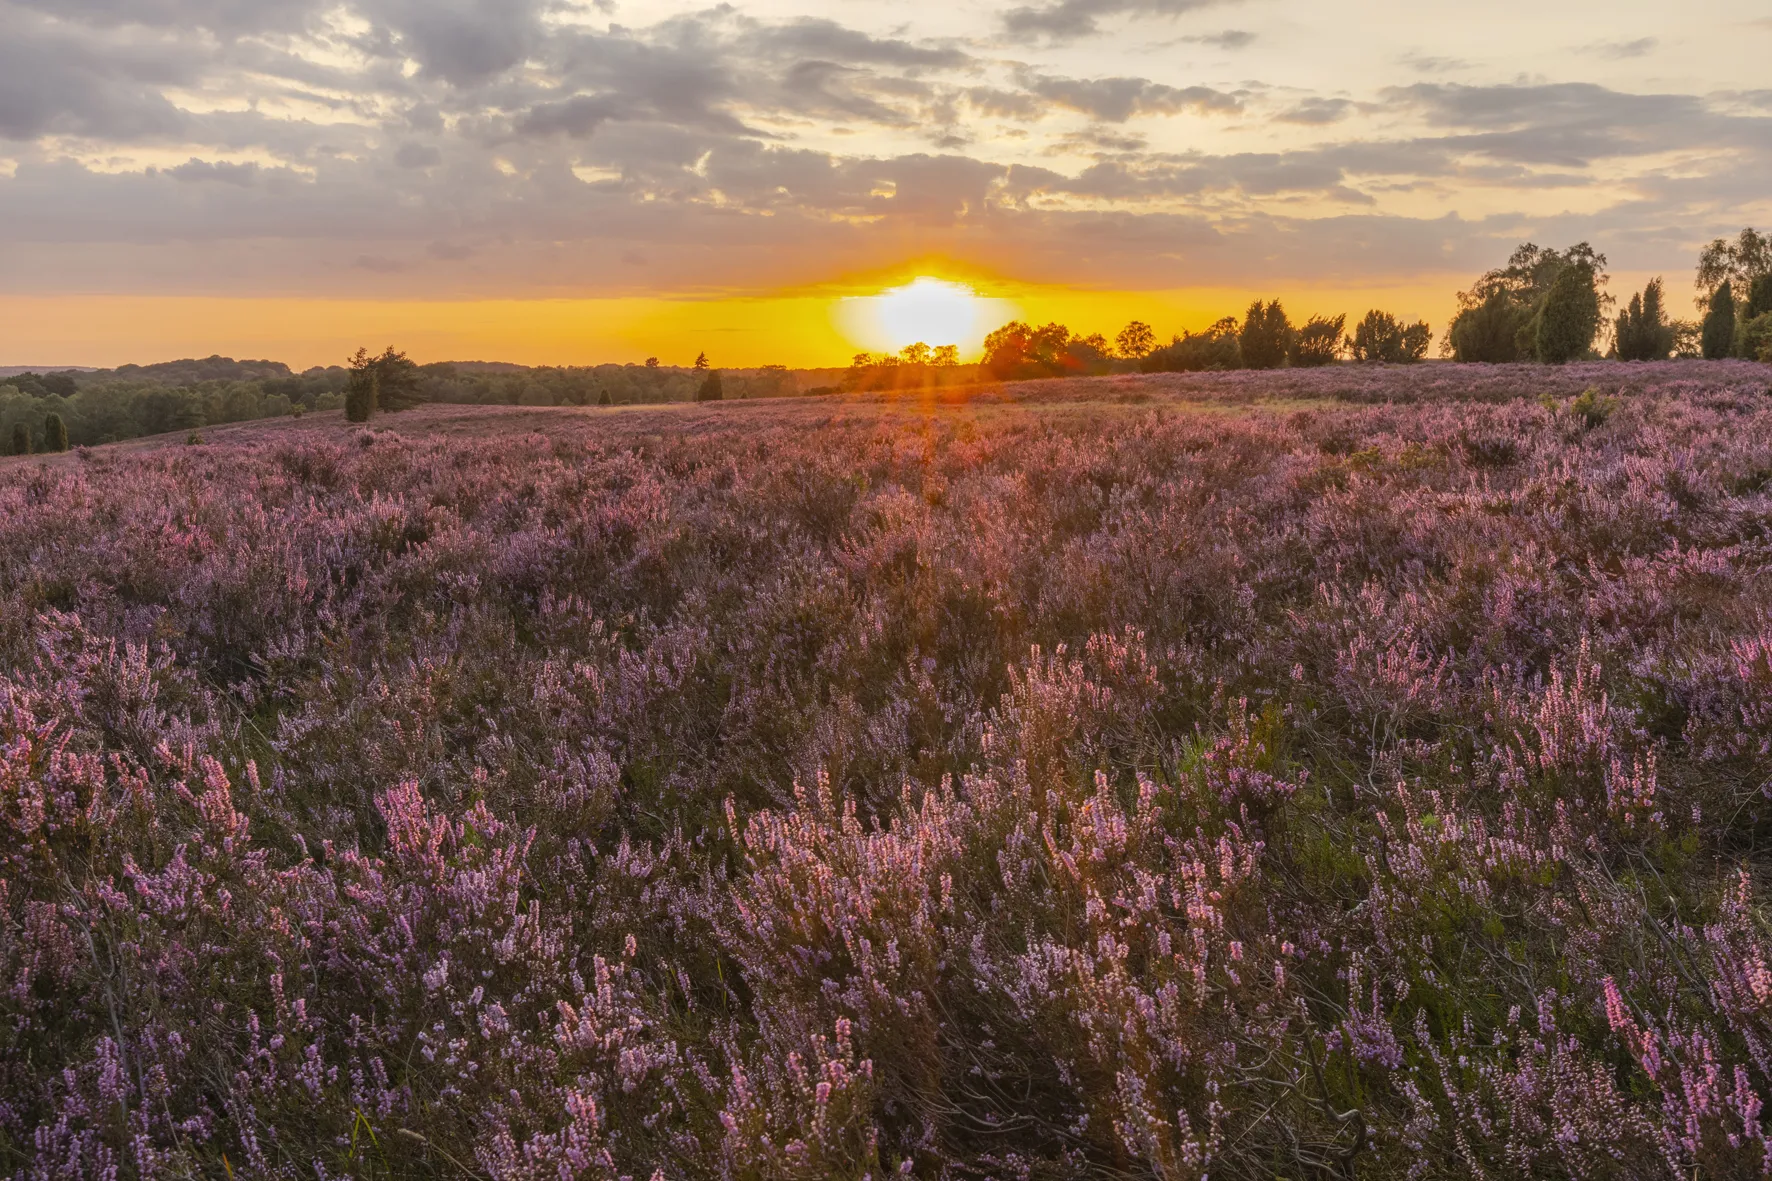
(0, 0, 1766, 302)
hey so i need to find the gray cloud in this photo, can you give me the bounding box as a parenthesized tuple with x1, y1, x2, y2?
(0, 9, 193, 140)
(739, 18, 970, 69)
(165, 158, 263, 185)
(1001, 0, 1229, 40)
(1387, 82, 1767, 167)
(1582, 37, 1659, 59)
(966, 87, 1048, 120)
(1022, 73, 1244, 121)
(1400, 52, 1472, 74)
(394, 143, 442, 169)
(1184, 30, 1255, 49)
(8, 0, 321, 35)
(358, 0, 546, 87)
(1276, 97, 1353, 125)
(0, 0, 1762, 310)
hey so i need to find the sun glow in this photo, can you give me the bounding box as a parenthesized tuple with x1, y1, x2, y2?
(835, 277, 1015, 358)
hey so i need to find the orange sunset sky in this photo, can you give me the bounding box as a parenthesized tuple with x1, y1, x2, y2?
(1, 0, 1768, 369)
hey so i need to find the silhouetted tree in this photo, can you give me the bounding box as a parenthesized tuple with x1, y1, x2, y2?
(1067, 333, 1113, 371)
(1289, 314, 1345, 367)
(696, 370, 723, 401)
(1349, 310, 1431, 363)
(1701, 282, 1736, 360)
(1746, 275, 1772, 322)
(1614, 278, 1674, 362)
(694, 353, 709, 371)
(344, 347, 422, 422)
(44, 413, 67, 453)
(1739, 313, 1772, 363)
(597, 387, 612, 406)
(1448, 289, 1533, 363)
(1238, 301, 1292, 369)
(1534, 261, 1603, 364)
(645, 357, 660, 368)
(1697, 228, 1770, 307)
(375, 348, 423, 410)
(1448, 242, 1609, 362)
(981, 321, 1096, 380)
(10, 424, 29, 456)
(1142, 318, 1242, 373)
(1116, 321, 1155, 360)
(344, 366, 376, 422)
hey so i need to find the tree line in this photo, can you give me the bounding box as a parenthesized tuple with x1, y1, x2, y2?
(971, 301, 1435, 381)
(966, 228, 1772, 384)
(0, 353, 817, 449)
(4, 230, 1768, 451)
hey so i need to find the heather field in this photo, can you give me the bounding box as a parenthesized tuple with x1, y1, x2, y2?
(8, 360, 1772, 1180)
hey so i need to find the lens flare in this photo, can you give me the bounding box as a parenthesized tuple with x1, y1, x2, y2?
(835, 277, 1014, 357)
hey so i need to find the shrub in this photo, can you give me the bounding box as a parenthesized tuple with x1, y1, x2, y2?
(8, 423, 29, 455)
(1238, 300, 1292, 369)
(1141, 317, 1242, 372)
(1348, 310, 1431, 363)
(697, 370, 725, 402)
(1671, 320, 1703, 358)
(1702, 282, 1738, 359)
(6, 372, 1772, 1175)
(1289, 314, 1346, 367)
(1568, 386, 1618, 427)
(1448, 289, 1532, 362)
(1740, 312, 1772, 364)
(43, 412, 68, 453)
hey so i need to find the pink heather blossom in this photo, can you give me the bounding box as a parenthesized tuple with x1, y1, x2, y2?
(0, 361, 1769, 1177)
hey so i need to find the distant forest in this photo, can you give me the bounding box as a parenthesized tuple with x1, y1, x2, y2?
(5, 231, 1768, 451)
(0, 357, 849, 451)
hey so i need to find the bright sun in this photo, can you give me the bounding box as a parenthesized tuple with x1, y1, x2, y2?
(835, 277, 1011, 357)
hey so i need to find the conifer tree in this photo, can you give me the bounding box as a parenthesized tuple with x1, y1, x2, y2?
(1534, 262, 1602, 364)
(1238, 301, 1292, 369)
(44, 413, 67, 453)
(344, 368, 377, 422)
(1701, 282, 1737, 360)
(1614, 278, 1673, 361)
(10, 424, 30, 456)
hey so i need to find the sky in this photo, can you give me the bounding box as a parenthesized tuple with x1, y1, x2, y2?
(0, 0, 1768, 369)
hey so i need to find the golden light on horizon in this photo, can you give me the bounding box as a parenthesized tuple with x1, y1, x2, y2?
(834, 278, 1018, 358)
